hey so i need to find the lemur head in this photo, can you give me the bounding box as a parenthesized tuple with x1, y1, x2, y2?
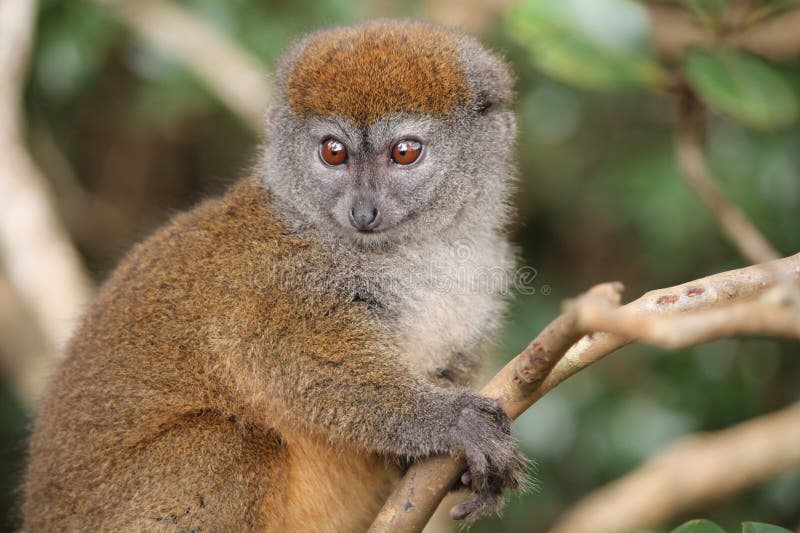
(262, 20, 516, 248)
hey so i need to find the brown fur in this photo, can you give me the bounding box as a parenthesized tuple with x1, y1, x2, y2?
(284, 20, 472, 126)
(23, 177, 401, 531)
(24, 20, 523, 530)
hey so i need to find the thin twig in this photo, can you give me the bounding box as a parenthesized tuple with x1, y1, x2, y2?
(675, 89, 779, 264)
(675, 88, 800, 308)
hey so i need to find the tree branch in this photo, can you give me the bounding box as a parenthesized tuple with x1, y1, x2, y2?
(0, 0, 92, 359)
(569, 285, 800, 350)
(549, 402, 800, 533)
(370, 253, 800, 532)
(369, 289, 593, 533)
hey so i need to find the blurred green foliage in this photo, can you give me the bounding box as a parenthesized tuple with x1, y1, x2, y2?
(507, 0, 668, 90)
(4, 0, 800, 531)
(670, 519, 793, 533)
(685, 49, 798, 129)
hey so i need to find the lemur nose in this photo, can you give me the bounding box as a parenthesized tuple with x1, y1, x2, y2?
(349, 199, 381, 231)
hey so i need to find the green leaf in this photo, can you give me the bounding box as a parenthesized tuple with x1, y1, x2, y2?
(670, 519, 727, 533)
(684, 48, 799, 130)
(507, 0, 667, 90)
(742, 523, 793, 533)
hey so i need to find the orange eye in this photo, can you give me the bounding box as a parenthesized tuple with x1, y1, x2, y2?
(320, 138, 347, 166)
(391, 139, 423, 166)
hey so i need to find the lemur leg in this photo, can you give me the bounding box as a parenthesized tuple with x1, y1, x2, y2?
(105, 412, 287, 532)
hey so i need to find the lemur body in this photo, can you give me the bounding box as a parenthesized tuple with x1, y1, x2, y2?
(24, 20, 523, 531)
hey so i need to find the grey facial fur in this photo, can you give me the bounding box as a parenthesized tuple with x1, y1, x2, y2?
(261, 39, 517, 251)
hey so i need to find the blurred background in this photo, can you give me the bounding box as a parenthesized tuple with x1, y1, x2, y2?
(1, 0, 799, 531)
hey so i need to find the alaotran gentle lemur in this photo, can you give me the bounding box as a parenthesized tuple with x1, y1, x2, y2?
(23, 19, 526, 532)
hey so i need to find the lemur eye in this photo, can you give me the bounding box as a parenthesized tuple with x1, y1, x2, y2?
(391, 139, 423, 166)
(320, 138, 347, 166)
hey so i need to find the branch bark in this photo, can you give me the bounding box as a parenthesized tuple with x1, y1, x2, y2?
(549, 402, 800, 533)
(370, 253, 800, 533)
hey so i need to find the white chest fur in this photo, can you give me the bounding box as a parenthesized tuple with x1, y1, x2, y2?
(372, 233, 513, 383)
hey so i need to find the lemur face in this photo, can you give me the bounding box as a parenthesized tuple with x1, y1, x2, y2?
(309, 115, 439, 237)
(262, 20, 517, 248)
(278, 112, 476, 247)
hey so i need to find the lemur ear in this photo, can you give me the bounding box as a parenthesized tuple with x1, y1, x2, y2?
(461, 40, 515, 114)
